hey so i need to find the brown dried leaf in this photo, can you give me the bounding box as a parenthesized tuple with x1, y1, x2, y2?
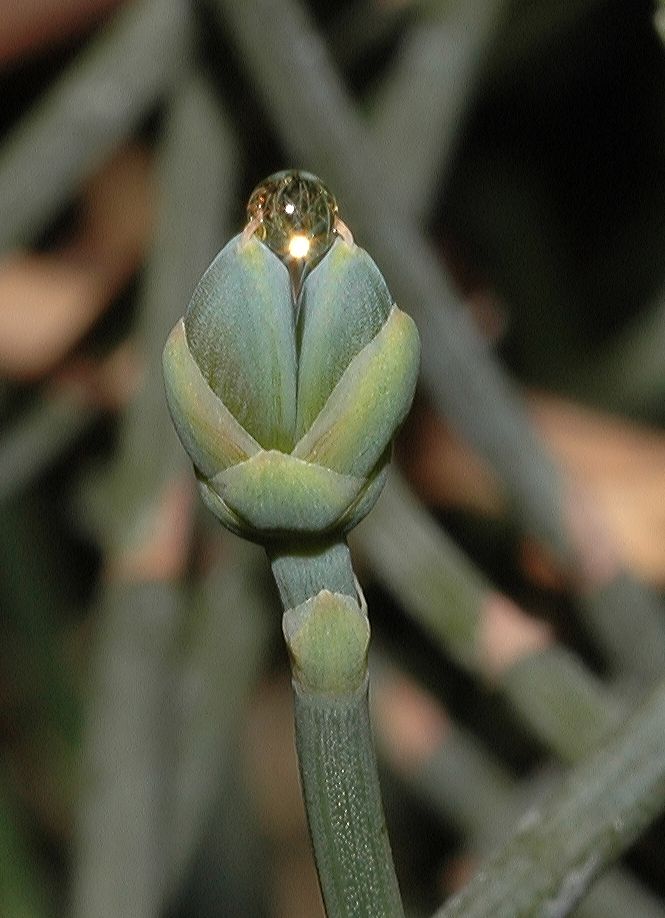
(0, 145, 153, 379)
(0, 0, 122, 66)
(407, 394, 665, 585)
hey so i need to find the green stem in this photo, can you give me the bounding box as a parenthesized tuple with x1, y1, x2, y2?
(0, 0, 192, 252)
(356, 474, 632, 763)
(434, 676, 665, 917)
(73, 72, 234, 917)
(295, 678, 403, 918)
(268, 539, 404, 918)
(0, 389, 94, 504)
(370, 0, 505, 220)
(269, 539, 356, 608)
(372, 661, 665, 918)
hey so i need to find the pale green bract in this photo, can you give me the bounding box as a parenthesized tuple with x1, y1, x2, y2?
(162, 232, 420, 543)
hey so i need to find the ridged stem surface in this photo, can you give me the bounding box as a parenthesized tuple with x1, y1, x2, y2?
(435, 677, 665, 917)
(295, 680, 404, 918)
(269, 538, 404, 918)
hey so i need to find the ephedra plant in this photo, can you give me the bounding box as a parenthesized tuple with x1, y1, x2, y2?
(162, 170, 665, 918)
(163, 170, 419, 916)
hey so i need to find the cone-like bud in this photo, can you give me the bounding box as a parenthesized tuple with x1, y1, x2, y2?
(163, 180, 420, 543)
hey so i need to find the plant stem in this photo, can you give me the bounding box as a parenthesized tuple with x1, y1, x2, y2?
(434, 675, 665, 917)
(371, 0, 506, 220)
(73, 72, 235, 917)
(171, 535, 272, 897)
(356, 474, 626, 762)
(0, 0, 191, 252)
(73, 583, 181, 918)
(372, 661, 665, 918)
(295, 679, 403, 918)
(0, 388, 95, 503)
(268, 539, 404, 918)
(269, 539, 357, 608)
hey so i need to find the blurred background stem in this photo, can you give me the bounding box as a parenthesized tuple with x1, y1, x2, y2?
(0, 0, 191, 251)
(435, 675, 665, 917)
(72, 72, 237, 917)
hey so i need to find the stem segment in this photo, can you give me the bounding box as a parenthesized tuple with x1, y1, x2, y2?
(270, 539, 356, 608)
(435, 676, 665, 917)
(268, 539, 404, 918)
(295, 678, 403, 918)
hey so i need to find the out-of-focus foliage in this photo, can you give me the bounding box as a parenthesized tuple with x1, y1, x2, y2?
(1, 1, 665, 916)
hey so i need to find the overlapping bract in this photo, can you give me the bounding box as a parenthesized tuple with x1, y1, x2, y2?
(163, 233, 420, 542)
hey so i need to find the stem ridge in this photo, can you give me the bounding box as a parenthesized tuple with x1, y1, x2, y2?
(294, 678, 404, 918)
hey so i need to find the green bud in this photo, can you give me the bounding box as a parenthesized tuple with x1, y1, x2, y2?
(296, 239, 393, 438)
(283, 590, 370, 693)
(183, 234, 297, 452)
(163, 191, 420, 543)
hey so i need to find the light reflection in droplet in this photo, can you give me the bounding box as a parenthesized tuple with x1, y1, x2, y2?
(246, 170, 338, 268)
(288, 234, 310, 259)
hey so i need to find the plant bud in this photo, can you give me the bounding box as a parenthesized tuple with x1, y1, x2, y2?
(163, 172, 420, 542)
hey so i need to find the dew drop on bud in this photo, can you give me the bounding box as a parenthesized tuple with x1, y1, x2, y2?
(246, 170, 338, 270)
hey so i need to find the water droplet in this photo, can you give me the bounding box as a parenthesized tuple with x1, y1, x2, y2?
(246, 170, 338, 269)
